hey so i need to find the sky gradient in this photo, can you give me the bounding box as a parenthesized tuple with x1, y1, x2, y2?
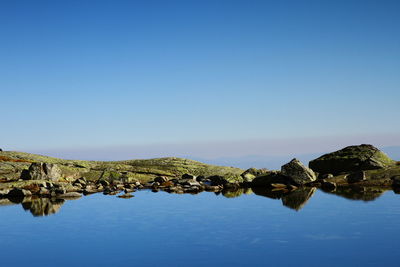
(1, 0, 399, 160)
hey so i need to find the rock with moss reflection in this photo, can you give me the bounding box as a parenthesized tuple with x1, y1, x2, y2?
(17, 197, 65, 217)
(281, 187, 316, 211)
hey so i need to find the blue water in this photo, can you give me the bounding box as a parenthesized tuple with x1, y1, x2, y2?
(0, 189, 399, 267)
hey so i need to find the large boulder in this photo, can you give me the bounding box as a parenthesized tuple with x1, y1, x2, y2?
(281, 158, 316, 185)
(309, 144, 395, 175)
(21, 162, 62, 181)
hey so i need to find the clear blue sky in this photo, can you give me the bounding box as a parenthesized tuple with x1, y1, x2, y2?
(1, 0, 399, 157)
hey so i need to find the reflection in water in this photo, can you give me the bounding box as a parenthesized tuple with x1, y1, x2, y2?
(222, 188, 253, 198)
(282, 188, 316, 211)
(0, 186, 395, 216)
(322, 186, 388, 201)
(251, 187, 316, 211)
(21, 198, 65, 217)
(2, 196, 65, 217)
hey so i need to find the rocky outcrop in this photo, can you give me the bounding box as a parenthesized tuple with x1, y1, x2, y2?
(281, 158, 316, 185)
(21, 163, 62, 181)
(309, 144, 395, 175)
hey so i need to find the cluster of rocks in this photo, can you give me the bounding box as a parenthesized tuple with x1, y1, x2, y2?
(0, 144, 398, 202)
(145, 174, 223, 194)
(0, 181, 82, 200)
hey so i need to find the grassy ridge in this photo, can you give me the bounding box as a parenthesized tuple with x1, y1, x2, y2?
(0, 151, 243, 183)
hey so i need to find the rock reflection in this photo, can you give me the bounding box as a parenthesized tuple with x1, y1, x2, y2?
(281, 188, 316, 211)
(252, 187, 316, 211)
(322, 186, 388, 201)
(3, 196, 66, 217)
(21, 197, 65, 217)
(222, 188, 253, 198)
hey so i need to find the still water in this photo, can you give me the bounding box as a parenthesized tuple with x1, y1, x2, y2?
(0, 188, 399, 267)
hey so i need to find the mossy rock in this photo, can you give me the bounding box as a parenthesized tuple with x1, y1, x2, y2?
(309, 144, 396, 175)
(240, 168, 269, 183)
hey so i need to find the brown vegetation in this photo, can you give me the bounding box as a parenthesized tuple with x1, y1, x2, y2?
(0, 156, 33, 163)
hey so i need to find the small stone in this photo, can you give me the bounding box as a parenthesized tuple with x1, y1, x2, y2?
(196, 175, 205, 182)
(98, 179, 110, 187)
(271, 183, 287, 188)
(57, 192, 82, 199)
(319, 173, 334, 179)
(154, 176, 169, 183)
(184, 180, 201, 187)
(182, 174, 196, 180)
(118, 193, 134, 199)
(124, 188, 135, 193)
(39, 188, 50, 195)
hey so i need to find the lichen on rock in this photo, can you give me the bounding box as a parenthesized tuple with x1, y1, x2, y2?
(309, 144, 395, 175)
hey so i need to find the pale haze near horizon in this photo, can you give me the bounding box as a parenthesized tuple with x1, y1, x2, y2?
(1, 0, 399, 163)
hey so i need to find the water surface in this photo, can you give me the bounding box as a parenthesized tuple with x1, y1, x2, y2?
(0, 188, 399, 267)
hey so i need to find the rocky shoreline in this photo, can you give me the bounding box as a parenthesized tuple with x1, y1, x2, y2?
(0, 144, 399, 207)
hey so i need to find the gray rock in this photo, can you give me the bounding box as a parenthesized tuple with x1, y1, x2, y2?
(347, 171, 366, 183)
(21, 163, 62, 181)
(183, 180, 201, 187)
(281, 158, 316, 185)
